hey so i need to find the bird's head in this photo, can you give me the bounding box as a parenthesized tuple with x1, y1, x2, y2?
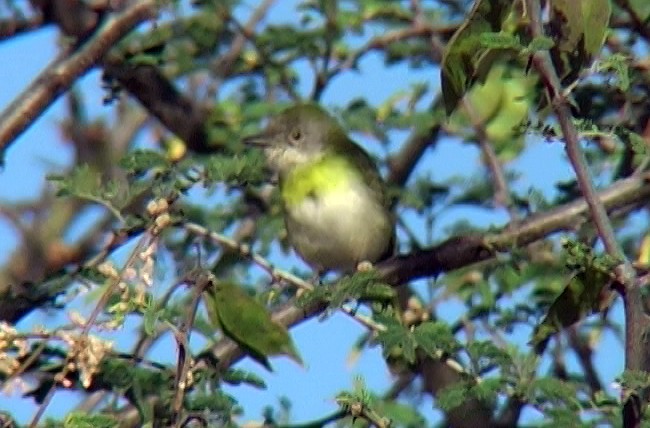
(243, 104, 347, 175)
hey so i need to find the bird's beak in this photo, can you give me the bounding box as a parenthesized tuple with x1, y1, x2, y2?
(242, 131, 273, 147)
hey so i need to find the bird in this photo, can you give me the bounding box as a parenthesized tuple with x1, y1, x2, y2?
(243, 104, 395, 273)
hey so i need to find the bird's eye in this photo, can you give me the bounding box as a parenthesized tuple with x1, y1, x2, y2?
(289, 128, 302, 144)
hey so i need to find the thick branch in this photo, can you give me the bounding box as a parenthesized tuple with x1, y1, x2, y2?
(102, 62, 213, 153)
(0, 1, 155, 156)
(381, 173, 650, 284)
(387, 97, 442, 187)
(0, 15, 45, 41)
(208, 172, 650, 427)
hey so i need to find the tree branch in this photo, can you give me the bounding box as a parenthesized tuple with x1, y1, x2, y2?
(206, 172, 650, 428)
(525, 0, 630, 273)
(525, 1, 646, 425)
(387, 97, 442, 187)
(0, 1, 156, 157)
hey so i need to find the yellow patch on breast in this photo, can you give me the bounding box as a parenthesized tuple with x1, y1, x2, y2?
(281, 155, 358, 207)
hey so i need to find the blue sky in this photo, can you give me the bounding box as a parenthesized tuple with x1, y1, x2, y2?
(0, 1, 628, 425)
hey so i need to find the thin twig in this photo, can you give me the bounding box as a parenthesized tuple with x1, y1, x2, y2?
(526, 1, 643, 426)
(567, 326, 603, 394)
(0, 15, 45, 41)
(461, 97, 515, 214)
(171, 273, 208, 427)
(28, 232, 158, 427)
(525, 0, 632, 279)
(212, 0, 276, 78)
(615, 0, 650, 40)
(277, 409, 347, 428)
(333, 25, 434, 73)
(387, 98, 442, 187)
(205, 172, 650, 369)
(183, 222, 314, 291)
(183, 222, 401, 333)
(340, 306, 387, 332)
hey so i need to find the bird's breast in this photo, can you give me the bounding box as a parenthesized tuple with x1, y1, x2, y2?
(283, 181, 393, 272)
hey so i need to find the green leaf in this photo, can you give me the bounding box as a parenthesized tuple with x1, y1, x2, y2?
(628, 0, 650, 21)
(436, 381, 472, 412)
(466, 341, 513, 372)
(374, 313, 417, 363)
(63, 412, 118, 428)
(447, 64, 536, 159)
(222, 368, 267, 389)
(204, 280, 303, 370)
(98, 358, 171, 400)
(618, 370, 650, 393)
(330, 270, 396, 308)
(185, 390, 240, 413)
(48, 164, 131, 220)
(337, 376, 373, 408)
(526, 36, 555, 52)
(119, 149, 170, 175)
(300, 270, 396, 310)
(142, 296, 160, 336)
(202, 150, 268, 186)
(440, 0, 517, 114)
(479, 32, 521, 50)
(528, 377, 580, 410)
(580, 0, 612, 56)
(412, 321, 461, 357)
(549, 0, 611, 82)
(629, 131, 648, 156)
(596, 53, 630, 91)
(376, 400, 427, 428)
(530, 242, 615, 353)
(469, 377, 501, 405)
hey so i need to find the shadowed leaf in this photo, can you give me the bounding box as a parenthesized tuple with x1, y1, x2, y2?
(204, 280, 303, 370)
(440, 0, 517, 114)
(530, 243, 616, 353)
(549, 0, 611, 82)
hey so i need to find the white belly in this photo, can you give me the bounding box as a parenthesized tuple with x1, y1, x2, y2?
(284, 184, 393, 272)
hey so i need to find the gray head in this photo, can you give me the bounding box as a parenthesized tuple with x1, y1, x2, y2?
(243, 104, 347, 175)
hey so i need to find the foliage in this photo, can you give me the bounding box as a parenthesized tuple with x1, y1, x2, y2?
(1, 0, 649, 427)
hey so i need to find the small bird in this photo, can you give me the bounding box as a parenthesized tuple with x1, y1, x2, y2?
(244, 104, 395, 273)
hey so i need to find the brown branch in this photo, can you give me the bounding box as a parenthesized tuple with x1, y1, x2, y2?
(102, 0, 275, 154)
(102, 62, 214, 153)
(615, 0, 650, 40)
(525, 0, 630, 272)
(0, 1, 156, 156)
(205, 173, 650, 428)
(526, 1, 645, 425)
(387, 98, 442, 187)
(381, 173, 650, 284)
(567, 326, 603, 394)
(212, 0, 276, 77)
(84, 171, 650, 428)
(171, 273, 208, 427)
(333, 24, 436, 73)
(0, 15, 46, 41)
(460, 97, 514, 213)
